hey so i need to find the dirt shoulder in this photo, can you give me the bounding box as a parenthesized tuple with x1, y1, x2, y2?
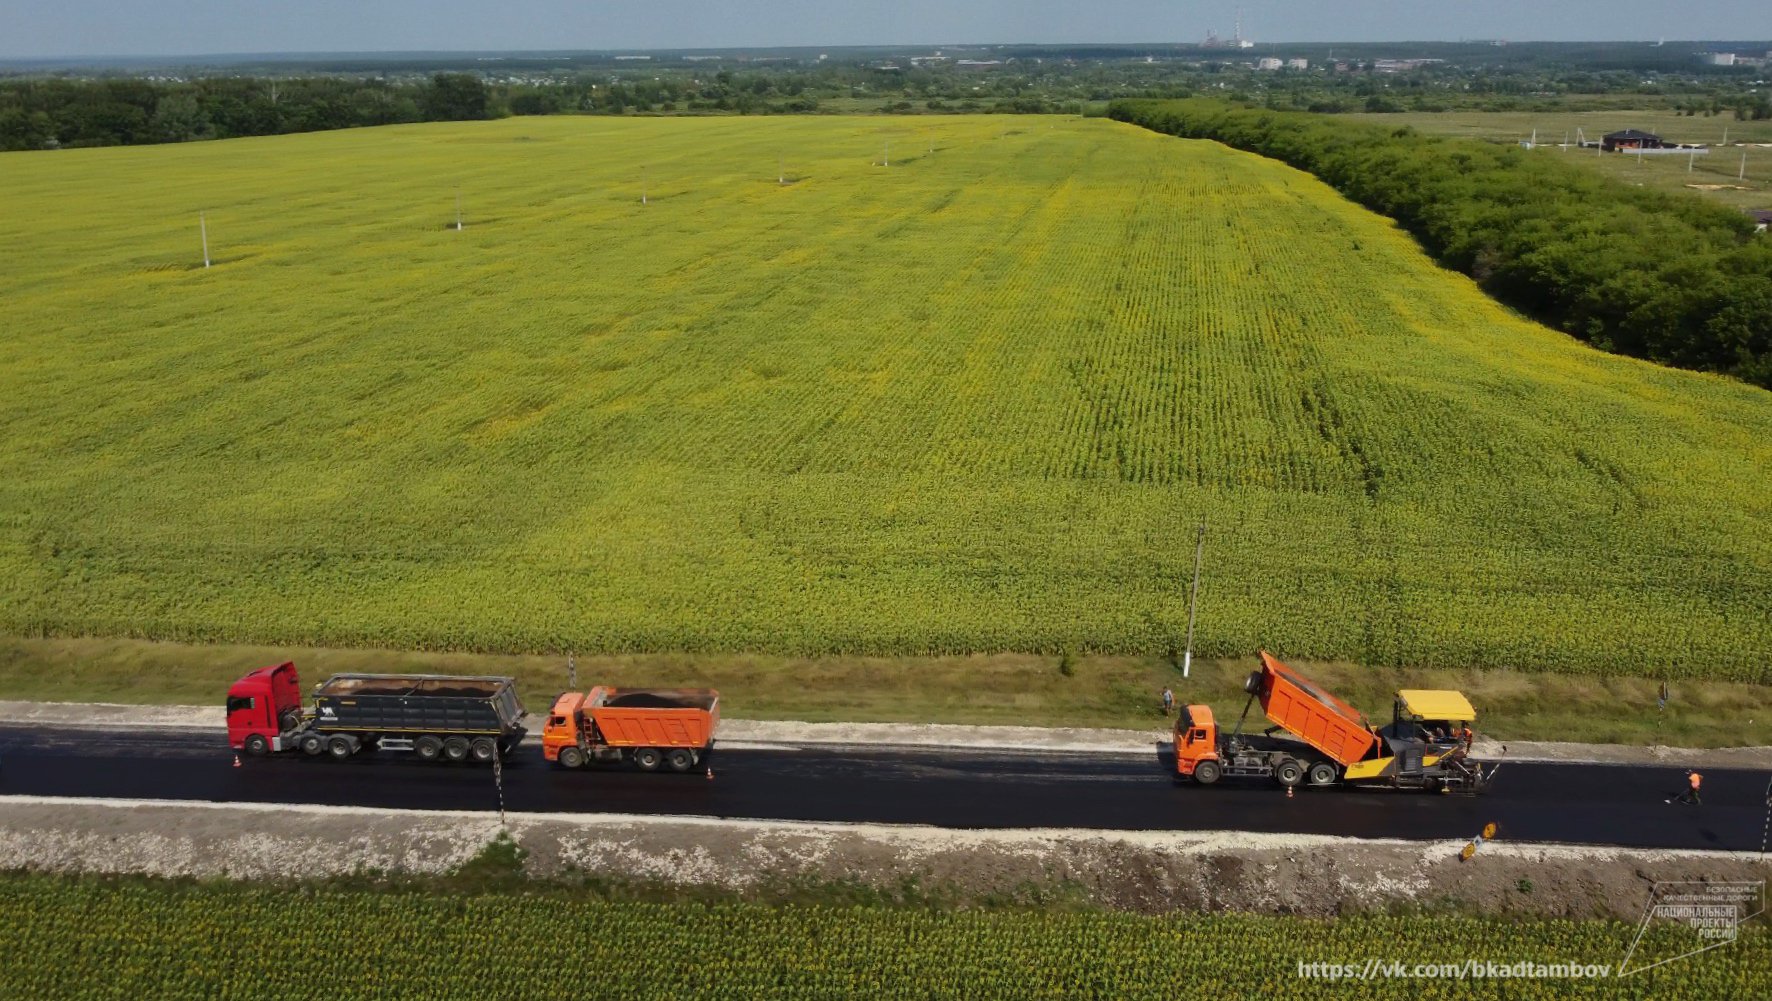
(4, 699, 1770, 767)
(2, 795, 1765, 918)
(6, 634, 1768, 750)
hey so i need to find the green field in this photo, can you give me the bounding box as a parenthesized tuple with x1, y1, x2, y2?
(1, 116, 1769, 679)
(1349, 109, 1772, 211)
(3, 874, 1765, 1000)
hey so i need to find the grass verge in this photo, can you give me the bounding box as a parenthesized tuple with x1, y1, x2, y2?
(2, 635, 1766, 747)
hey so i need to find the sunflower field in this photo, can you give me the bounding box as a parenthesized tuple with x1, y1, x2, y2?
(0, 115, 1767, 678)
(0, 875, 1766, 1000)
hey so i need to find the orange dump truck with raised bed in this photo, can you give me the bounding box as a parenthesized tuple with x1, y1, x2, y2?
(1173, 651, 1490, 793)
(542, 686, 719, 773)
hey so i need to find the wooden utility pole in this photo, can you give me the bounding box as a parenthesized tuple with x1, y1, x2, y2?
(1182, 521, 1206, 678)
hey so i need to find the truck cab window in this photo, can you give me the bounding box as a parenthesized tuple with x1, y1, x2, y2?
(226, 696, 255, 714)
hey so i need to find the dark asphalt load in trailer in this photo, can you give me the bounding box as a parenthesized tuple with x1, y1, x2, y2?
(0, 724, 1761, 853)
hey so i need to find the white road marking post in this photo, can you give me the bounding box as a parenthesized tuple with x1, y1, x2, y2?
(199, 212, 210, 268)
(1181, 521, 1205, 679)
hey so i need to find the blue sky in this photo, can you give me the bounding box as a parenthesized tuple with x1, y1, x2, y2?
(7, 1, 1770, 59)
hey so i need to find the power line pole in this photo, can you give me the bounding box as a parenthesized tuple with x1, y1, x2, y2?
(199, 211, 211, 268)
(1182, 521, 1206, 679)
(454, 188, 463, 231)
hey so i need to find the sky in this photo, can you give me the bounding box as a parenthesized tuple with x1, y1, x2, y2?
(6, 1, 1771, 60)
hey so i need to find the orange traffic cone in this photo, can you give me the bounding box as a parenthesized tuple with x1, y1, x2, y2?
(233, 754, 241, 768)
(1285, 785, 1293, 799)
(706, 767, 714, 781)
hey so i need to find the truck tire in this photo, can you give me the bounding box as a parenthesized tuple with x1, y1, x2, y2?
(470, 738, 497, 763)
(665, 748, 694, 773)
(1243, 670, 1263, 695)
(243, 733, 270, 757)
(1275, 759, 1305, 787)
(1308, 761, 1338, 786)
(1193, 760, 1222, 785)
(557, 746, 586, 770)
(634, 747, 663, 772)
(414, 736, 443, 761)
(298, 732, 326, 756)
(327, 735, 356, 760)
(443, 737, 470, 763)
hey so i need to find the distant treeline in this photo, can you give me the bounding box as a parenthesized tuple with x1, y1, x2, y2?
(0, 74, 498, 150)
(1110, 99, 1772, 388)
(0, 72, 861, 151)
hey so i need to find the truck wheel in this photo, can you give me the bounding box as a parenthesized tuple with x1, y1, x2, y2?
(470, 738, 498, 763)
(1275, 759, 1305, 787)
(327, 735, 355, 760)
(1193, 760, 1222, 785)
(634, 748, 663, 772)
(1308, 761, 1338, 786)
(557, 747, 586, 770)
(243, 734, 271, 757)
(298, 732, 325, 756)
(1243, 670, 1263, 695)
(414, 736, 443, 761)
(665, 748, 694, 773)
(443, 737, 470, 763)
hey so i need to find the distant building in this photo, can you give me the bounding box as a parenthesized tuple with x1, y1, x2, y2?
(1257, 57, 1282, 70)
(1602, 129, 1666, 152)
(1286, 58, 1309, 70)
(1702, 52, 1737, 66)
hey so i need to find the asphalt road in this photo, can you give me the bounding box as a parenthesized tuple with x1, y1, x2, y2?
(0, 724, 1763, 851)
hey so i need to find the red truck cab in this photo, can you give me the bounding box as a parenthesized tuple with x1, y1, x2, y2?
(226, 661, 304, 755)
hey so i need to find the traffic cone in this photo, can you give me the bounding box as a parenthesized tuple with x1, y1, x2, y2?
(706, 767, 714, 781)
(233, 754, 241, 768)
(1285, 785, 1293, 799)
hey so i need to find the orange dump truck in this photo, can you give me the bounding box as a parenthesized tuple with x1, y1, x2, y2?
(1173, 651, 1490, 793)
(542, 686, 718, 773)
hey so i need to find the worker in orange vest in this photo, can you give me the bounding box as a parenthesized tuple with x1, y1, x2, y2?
(1667, 770, 1703, 806)
(1460, 724, 1474, 750)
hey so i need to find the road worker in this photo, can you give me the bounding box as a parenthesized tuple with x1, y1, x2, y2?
(1460, 724, 1474, 750)
(1667, 770, 1703, 805)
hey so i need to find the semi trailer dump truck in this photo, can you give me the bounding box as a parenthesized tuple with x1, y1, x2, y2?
(226, 662, 527, 763)
(1173, 651, 1490, 793)
(542, 686, 719, 772)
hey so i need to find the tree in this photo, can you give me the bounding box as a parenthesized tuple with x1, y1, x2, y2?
(423, 73, 489, 121)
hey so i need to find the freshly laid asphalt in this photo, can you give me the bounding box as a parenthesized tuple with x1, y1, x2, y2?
(0, 724, 1764, 851)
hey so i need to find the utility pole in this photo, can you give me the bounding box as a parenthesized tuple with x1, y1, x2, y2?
(1742, 151, 1749, 181)
(567, 651, 577, 691)
(642, 166, 648, 205)
(199, 211, 210, 268)
(1181, 521, 1206, 679)
(454, 189, 463, 231)
(778, 154, 784, 185)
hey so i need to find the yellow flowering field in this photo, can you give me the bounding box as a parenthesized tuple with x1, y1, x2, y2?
(0, 115, 1766, 676)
